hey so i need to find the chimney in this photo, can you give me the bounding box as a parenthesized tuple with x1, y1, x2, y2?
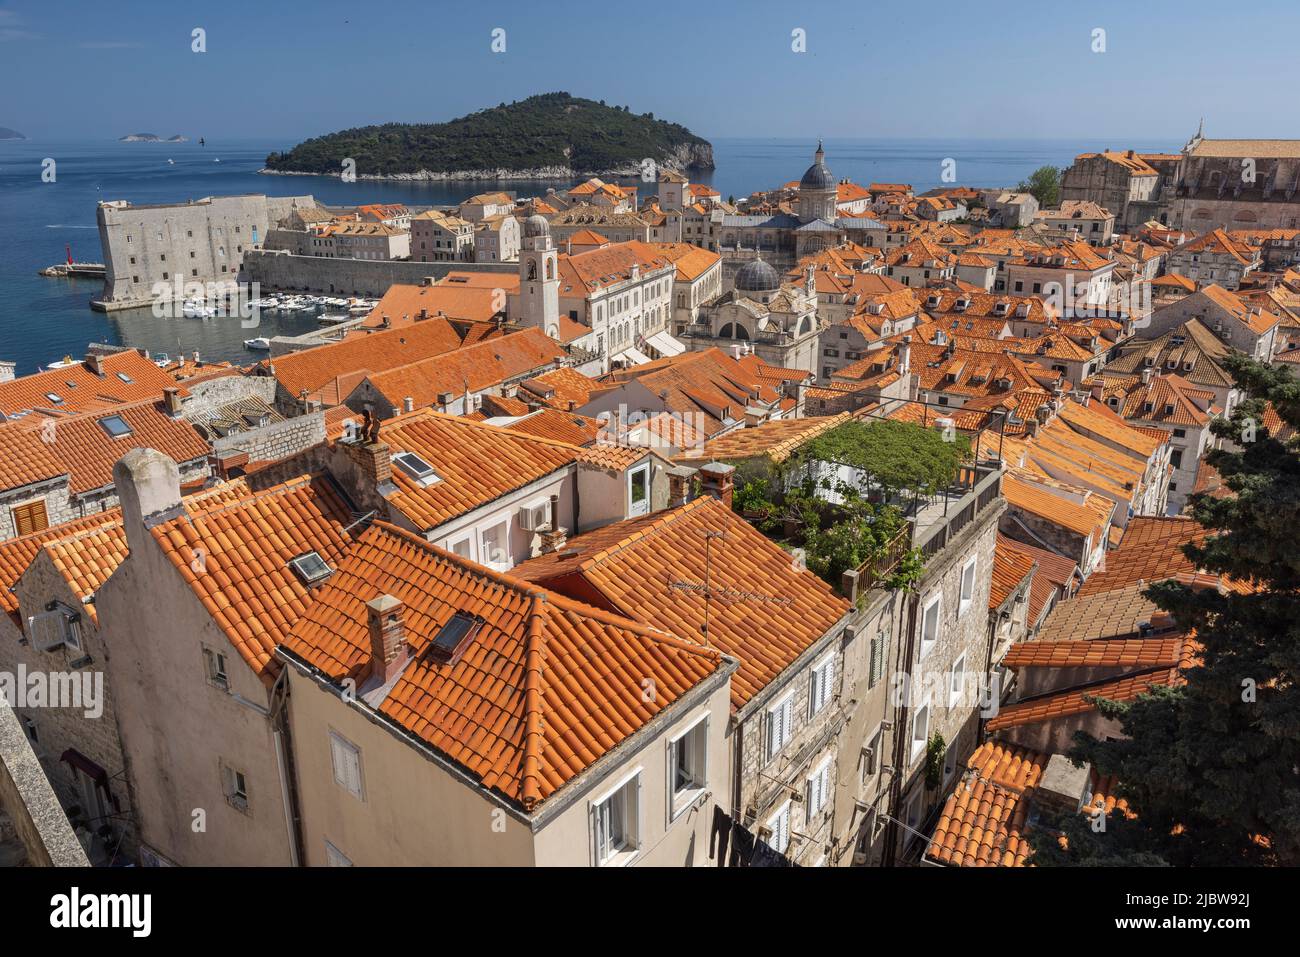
(1140, 365, 1155, 385)
(86, 353, 105, 376)
(192, 350, 201, 365)
(1036, 754, 1091, 815)
(366, 594, 409, 685)
(403, 396, 415, 414)
(113, 448, 184, 556)
(666, 465, 695, 507)
(698, 461, 735, 508)
(341, 435, 392, 485)
(1090, 382, 1105, 402)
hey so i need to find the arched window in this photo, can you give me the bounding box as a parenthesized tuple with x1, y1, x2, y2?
(545, 259, 554, 279)
(719, 323, 750, 340)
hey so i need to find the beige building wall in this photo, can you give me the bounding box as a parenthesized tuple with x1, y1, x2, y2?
(283, 656, 733, 866)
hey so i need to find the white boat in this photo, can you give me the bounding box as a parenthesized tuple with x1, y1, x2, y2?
(43, 355, 79, 370)
(247, 297, 279, 309)
(243, 337, 272, 351)
(348, 304, 372, 315)
(153, 353, 170, 367)
(182, 299, 215, 318)
(318, 313, 351, 325)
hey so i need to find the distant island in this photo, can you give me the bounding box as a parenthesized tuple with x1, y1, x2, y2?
(261, 92, 714, 181)
(120, 133, 188, 143)
(0, 127, 27, 140)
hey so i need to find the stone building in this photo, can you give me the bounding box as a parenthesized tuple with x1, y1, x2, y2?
(682, 258, 821, 375)
(94, 193, 314, 310)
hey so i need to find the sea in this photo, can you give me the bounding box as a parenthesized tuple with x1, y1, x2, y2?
(0, 136, 1182, 376)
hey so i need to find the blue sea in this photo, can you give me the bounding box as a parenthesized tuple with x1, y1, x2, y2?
(0, 136, 1180, 376)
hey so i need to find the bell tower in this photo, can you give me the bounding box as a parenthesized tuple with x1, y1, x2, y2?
(520, 214, 559, 337)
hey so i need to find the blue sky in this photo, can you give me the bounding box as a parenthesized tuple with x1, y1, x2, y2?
(2, 0, 1297, 143)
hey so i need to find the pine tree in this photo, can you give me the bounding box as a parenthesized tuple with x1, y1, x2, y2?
(1033, 354, 1300, 865)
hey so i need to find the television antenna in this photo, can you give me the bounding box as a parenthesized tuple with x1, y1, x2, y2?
(667, 529, 793, 647)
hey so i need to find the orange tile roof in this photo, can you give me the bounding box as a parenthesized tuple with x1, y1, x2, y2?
(0, 352, 183, 418)
(990, 536, 1037, 610)
(679, 413, 851, 465)
(278, 521, 725, 810)
(1077, 515, 1252, 597)
(359, 328, 565, 411)
(502, 408, 601, 446)
(1001, 637, 1185, 670)
(926, 740, 1135, 867)
(985, 667, 1180, 732)
(926, 741, 1047, 867)
(646, 242, 721, 282)
(377, 410, 580, 532)
(517, 366, 605, 410)
(1002, 473, 1112, 539)
(151, 473, 356, 679)
(556, 241, 675, 295)
(21, 398, 211, 496)
(268, 318, 473, 399)
(510, 497, 850, 711)
(366, 281, 514, 327)
(0, 511, 121, 620)
(0, 421, 66, 491)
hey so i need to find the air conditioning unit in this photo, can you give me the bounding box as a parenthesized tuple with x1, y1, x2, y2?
(518, 501, 551, 532)
(27, 604, 81, 653)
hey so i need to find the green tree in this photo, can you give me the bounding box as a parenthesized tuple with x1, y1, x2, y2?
(1017, 165, 1062, 208)
(1034, 355, 1300, 866)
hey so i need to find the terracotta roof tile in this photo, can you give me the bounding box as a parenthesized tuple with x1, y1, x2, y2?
(511, 497, 849, 710)
(985, 667, 1180, 732)
(1001, 637, 1185, 670)
(990, 536, 1037, 610)
(0, 352, 182, 418)
(151, 474, 356, 678)
(279, 521, 725, 810)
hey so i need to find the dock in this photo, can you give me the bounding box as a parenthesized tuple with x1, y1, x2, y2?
(39, 262, 106, 279)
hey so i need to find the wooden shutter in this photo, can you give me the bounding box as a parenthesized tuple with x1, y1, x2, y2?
(12, 500, 49, 537)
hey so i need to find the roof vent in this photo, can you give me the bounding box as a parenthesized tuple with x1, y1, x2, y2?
(425, 611, 483, 665)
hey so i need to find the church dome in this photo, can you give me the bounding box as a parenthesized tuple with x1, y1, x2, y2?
(799, 141, 834, 190)
(734, 258, 781, 294)
(524, 214, 550, 238)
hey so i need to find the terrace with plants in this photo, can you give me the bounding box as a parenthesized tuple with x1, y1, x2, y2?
(729, 415, 1003, 598)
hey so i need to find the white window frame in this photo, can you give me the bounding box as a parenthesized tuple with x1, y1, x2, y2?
(808, 653, 835, 718)
(805, 755, 832, 823)
(911, 697, 930, 762)
(959, 558, 977, 613)
(765, 691, 794, 763)
(949, 653, 966, 708)
(591, 766, 643, 866)
(628, 463, 651, 517)
(667, 713, 708, 821)
(222, 763, 249, 813)
(766, 800, 792, 854)
(919, 594, 941, 659)
(329, 730, 365, 801)
(204, 646, 229, 692)
(447, 534, 475, 561)
(478, 519, 511, 572)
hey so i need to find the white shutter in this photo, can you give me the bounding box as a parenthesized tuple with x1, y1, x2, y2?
(330, 733, 362, 798)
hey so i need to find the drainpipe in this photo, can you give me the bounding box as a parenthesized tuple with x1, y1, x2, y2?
(881, 589, 918, 868)
(269, 668, 304, 867)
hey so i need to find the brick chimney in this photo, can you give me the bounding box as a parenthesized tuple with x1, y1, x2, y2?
(666, 465, 695, 507)
(86, 353, 105, 376)
(698, 462, 735, 508)
(341, 436, 392, 485)
(366, 594, 409, 684)
(163, 387, 184, 416)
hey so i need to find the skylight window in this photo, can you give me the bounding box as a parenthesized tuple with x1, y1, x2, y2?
(426, 612, 483, 664)
(393, 451, 441, 486)
(98, 415, 132, 438)
(116, 372, 134, 383)
(45, 393, 63, 405)
(289, 552, 333, 585)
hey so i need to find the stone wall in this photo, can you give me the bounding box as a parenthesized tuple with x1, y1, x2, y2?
(212, 411, 326, 465)
(0, 480, 74, 542)
(244, 249, 509, 299)
(182, 374, 279, 417)
(0, 704, 90, 866)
